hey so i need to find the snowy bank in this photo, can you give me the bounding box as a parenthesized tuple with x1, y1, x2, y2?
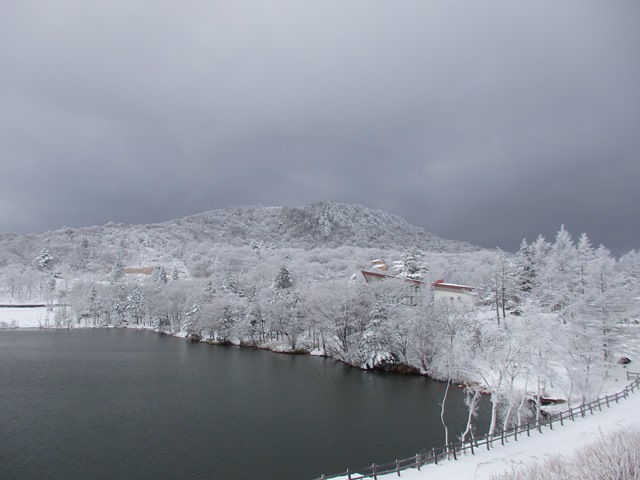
(0, 306, 51, 328)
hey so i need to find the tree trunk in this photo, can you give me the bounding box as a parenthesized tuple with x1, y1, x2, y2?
(441, 380, 451, 449)
(461, 389, 480, 444)
(488, 390, 499, 438)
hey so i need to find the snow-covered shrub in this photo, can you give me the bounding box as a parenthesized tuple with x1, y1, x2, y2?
(491, 426, 640, 480)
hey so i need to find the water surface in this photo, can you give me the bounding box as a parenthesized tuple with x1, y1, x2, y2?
(0, 329, 487, 479)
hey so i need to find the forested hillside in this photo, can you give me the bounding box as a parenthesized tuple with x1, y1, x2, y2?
(0, 202, 476, 277)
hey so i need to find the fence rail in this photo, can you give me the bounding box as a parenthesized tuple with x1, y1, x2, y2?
(314, 371, 640, 480)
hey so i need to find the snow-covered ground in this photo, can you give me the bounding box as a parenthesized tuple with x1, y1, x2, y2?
(4, 306, 640, 480)
(0, 306, 50, 328)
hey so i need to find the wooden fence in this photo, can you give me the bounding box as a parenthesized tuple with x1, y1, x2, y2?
(314, 371, 640, 480)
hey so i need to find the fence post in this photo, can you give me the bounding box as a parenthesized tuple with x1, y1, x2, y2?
(527, 422, 530, 437)
(501, 429, 505, 446)
(559, 412, 564, 426)
(433, 447, 437, 465)
(451, 444, 457, 461)
(396, 459, 400, 476)
(606, 395, 610, 407)
(347, 468, 351, 480)
(372, 463, 377, 480)
(416, 454, 420, 471)
(514, 425, 518, 441)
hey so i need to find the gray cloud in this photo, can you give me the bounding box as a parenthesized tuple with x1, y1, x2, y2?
(1, 0, 639, 255)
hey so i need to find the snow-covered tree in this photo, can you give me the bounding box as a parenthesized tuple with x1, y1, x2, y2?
(149, 284, 188, 334)
(87, 285, 102, 326)
(111, 283, 128, 326)
(575, 233, 595, 297)
(111, 260, 125, 282)
(221, 271, 243, 296)
(540, 226, 579, 322)
(152, 265, 167, 284)
(358, 299, 398, 370)
(273, 266, 294, 290)
(308, 280, 367, 361)
(35, 248, 53, 270)
(126, 286, 145, 325)
(513, 239, 535, 305)
(430, 299, 477, 448)
(393, 247, 427, 280)
(217, 302, 237, 343)
(583, 245, 624, 364)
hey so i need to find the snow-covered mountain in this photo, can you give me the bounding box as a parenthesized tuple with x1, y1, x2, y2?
(0, 203, 478, 274)
(169, 203, 477, 252)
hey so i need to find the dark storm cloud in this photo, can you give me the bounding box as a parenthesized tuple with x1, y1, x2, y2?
(1, 0, 639, 255)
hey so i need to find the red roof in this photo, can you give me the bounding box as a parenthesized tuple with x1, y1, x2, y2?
(432, 279, 474, 292)
(361, 270, 424, 286)
(361, 272, 474, 292)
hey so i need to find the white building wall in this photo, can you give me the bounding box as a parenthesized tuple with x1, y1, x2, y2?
(433, 288, 475, 305)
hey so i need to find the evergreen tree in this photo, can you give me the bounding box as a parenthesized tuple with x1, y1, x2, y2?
(393, 247, 427, 280)
(218, 303, 237, 343)
(126, 286, 145, 325)
(529, 234, 551, 294)
(584, 245, 623, 364)
(184, 303, 201, 336)
(273, 266, 293, 290)
(537, 226, 578, 322)
(576, 233, 595, 297)
(222, 271, 243, 296)
(514, 239, 535, 300)
(358, 300, 398, 369)
(490, 249, 518, 323)
(111, 260, 125, 282)
(619, 250, 640, 323)
(204, 281, 216, 299)
(35, 248, 53, 270)
(152, 265, 167, 284)
(88, 286, 102, 325)
(283, 290, 305, 350)
(111, 284, 128, 325)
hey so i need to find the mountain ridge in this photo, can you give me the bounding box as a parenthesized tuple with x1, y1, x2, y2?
(149, 202, 477, 252)
(0, 202, 480, 274)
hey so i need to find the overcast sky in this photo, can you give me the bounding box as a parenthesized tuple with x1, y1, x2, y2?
(1, 1, 638, 255)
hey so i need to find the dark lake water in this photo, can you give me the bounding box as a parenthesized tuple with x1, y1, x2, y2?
(0, 329, 489, 479)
